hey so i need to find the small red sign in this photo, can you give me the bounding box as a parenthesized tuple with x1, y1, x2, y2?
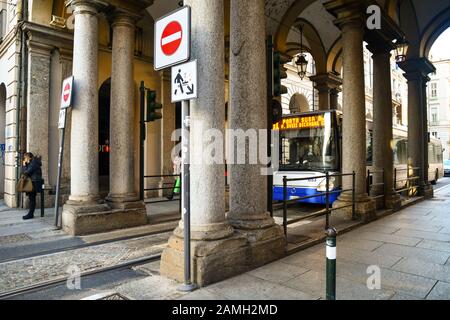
(63, 83, 71, 102)
(161, 21, 182, 56)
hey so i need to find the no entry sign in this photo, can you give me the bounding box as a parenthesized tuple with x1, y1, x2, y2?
(154, 6, 190, 70)
(60, 76, 74, 109)
(161, 21, 182, 56)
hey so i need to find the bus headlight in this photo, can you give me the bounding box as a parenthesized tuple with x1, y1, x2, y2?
(317, 177, 335, 192)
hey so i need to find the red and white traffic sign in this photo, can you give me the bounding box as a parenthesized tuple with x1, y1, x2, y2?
(161, 21, 183, 56)
(154, 6, 190, 70)
(60, 76, 74, 109)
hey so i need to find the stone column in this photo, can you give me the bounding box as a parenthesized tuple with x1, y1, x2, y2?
(107, 12, 145, 213)
(330, 87, 341, 110)
(62, 0, 110, 235)
(161, 0, 249, 287)
(310, 73, 342, 110)
(227, 0, 284, 264)
(368, 42, 401, 209)
(398, 58, 435, 198)
(160, 70, 176, 197)
(26, 39, 52, 187)
(60, 48, 73, 201)
(328, 12, 375, 220)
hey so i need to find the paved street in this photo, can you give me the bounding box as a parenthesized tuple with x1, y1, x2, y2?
(2, 179, 450, 300)
(86, 180, 450, 300)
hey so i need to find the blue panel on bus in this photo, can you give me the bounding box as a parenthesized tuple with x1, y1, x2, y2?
(273, 186, 340, 205)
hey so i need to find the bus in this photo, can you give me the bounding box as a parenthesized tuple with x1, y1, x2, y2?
(272, 110, 443, 204)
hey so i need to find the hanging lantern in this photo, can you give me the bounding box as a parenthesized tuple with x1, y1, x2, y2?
(296, 24, 308, 80)
(296, 54, 308, 80)
(394, 37, 409, 63)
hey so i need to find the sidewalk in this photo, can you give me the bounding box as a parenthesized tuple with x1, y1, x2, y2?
(105, 188, 450, 300)
(0, 199, 180, 262)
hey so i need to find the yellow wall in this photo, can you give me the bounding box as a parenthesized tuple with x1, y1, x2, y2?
(29, 0, 54, 25)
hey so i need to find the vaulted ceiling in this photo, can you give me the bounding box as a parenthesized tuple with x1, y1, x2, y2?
(146, 0, 450, 69)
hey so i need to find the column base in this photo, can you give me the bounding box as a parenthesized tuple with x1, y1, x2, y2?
(62, 197, 148, 236)
(332, 192, 376, 222)
(227, 211, 286, 267)
(385, 193, 402, 211)
(160, 222, 285, 287)
(422, 183, 434, 199)
(227, 211, 275, 230)
(160, 226, 247, 287)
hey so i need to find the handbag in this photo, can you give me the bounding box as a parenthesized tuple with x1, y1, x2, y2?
(17, 175, 34, 193)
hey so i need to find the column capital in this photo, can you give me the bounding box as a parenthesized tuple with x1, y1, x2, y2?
(309, 72, 342, 92)
(26, 36, 53, 56)
(109, 10, 140, 28)
(398, 58, 436, 82)
(331, 87, 341, 94)
(59, 48, 74, 62)
(366, 39, 394, 56)
(66, 0, 107, 15)
(324, 0, 366, 30)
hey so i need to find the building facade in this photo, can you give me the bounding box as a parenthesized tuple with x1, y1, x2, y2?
(0, 0, 448, 287)
(428, 58, 450, 160)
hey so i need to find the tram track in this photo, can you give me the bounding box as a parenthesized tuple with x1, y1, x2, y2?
(0, 253, 161, 300)
(0, 223, 176, 264)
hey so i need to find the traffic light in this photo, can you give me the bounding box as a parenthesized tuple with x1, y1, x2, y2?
(273, 51, 289, 97)
(146, 90, 162, 122)
(271, 99, 283, 124)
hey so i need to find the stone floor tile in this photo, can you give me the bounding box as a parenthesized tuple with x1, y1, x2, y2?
(205, 274, 316, 300)
(285, 270, 395, 300)
(392, 257, 450, 283)
(416, 239, 450, 253)
(346, 231, 422, 247)
(373, 243, 450, 265)
(426, 281, 450, 300)
(393, 228, 450, 242)
(247, 261, 309, 284)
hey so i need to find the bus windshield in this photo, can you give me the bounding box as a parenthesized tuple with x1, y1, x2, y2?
(275, 112, 338, 171)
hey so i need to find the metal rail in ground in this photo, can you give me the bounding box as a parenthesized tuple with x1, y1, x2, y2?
(0, 228, 173, 264)
(0, 254, 161, 300)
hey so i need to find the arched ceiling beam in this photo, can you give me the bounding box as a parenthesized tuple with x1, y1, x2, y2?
(420, 6, 450, 58)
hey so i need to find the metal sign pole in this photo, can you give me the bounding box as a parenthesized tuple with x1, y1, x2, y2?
(54, 108, 67, 228)
(178, 99, 197, 292)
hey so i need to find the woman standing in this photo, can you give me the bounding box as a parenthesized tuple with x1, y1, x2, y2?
(21, 152, 43, 220)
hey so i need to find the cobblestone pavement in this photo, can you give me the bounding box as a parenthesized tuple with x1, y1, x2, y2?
(99, 184, 450, 300)
(0, 232, 170, 294)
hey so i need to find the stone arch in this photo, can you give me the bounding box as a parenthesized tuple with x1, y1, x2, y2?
(399, 0, 421, 59)
(326, 37, 343, 74)
(289, 93, 310, 113)
(0, 83, 6, 196)
(284, 18, 327, 74)
(385, 0, 400, 24)
(420, 8, 450, 58)
(274, 0, 318, 52)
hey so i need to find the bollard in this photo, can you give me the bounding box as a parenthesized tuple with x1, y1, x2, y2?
(40, 179, 45, 217)
(325, 227, 337, 300)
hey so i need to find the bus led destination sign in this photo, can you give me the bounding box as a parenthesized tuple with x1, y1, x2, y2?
(273, 115, 325, 130)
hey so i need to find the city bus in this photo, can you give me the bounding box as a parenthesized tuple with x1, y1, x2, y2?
(272, 110, 443, 204)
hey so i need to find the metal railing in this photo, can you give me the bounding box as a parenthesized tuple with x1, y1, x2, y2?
(278, 171, 356, 239)
(394, 166, 420, 195)
(142, 174, 181, 211)
(366, 169, 386, 202)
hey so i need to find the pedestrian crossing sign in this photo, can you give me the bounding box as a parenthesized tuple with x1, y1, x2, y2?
(171, 60, 197, 102)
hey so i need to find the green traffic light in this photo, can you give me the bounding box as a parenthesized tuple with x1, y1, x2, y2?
(146, 90, 163, 122)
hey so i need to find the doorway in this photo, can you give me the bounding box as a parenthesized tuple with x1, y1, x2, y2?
(98, 79, 111, 194)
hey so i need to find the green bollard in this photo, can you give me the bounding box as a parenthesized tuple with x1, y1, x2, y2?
(326, 227, 337, 300)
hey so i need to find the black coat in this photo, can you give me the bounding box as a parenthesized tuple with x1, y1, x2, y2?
(22, 157, 43, 193)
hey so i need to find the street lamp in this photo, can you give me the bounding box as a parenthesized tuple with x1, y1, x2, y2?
(296, 24, 308, 80)
(394, 37, 409, 63)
